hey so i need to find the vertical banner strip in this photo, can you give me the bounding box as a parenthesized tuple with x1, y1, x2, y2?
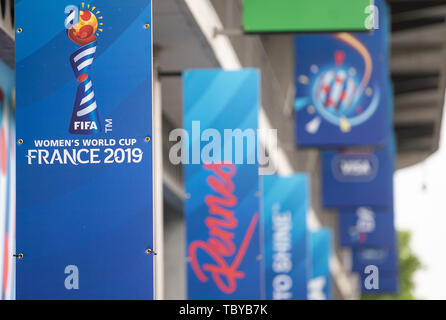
(16, 0, 153, 299)
(184, 69, 261, 300)
(263, 174, 309, 300)
(308, 229, 332, 300)
(0, 59, 15, 300)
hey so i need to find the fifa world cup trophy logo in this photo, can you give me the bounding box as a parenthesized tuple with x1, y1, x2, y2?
(65, 4, 103, 134)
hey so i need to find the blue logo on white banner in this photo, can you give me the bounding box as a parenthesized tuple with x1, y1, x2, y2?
(16, 0, 154, 299)
(68, 41, 100, 134)
(263, 174, 309, 300)
(294, 0, 390, 147)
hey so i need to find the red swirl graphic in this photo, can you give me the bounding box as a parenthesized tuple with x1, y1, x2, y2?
(189, 163, 259, 294)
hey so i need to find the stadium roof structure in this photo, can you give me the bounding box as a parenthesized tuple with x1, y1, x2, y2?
(389, 0, 446, 168)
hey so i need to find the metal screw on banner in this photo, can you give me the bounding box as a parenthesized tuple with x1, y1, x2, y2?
(145, 248, 157, 255)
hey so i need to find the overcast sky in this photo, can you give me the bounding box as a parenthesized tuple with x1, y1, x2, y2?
(395, 99, 446, 300)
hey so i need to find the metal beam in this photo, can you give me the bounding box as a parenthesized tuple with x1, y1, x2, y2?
(392, 23, 446, 46)
(394, 89, 440, 110)
(392, 48, 444, 73)
(395, 105, 438, 123)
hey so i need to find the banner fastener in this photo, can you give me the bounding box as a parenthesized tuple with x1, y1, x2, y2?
(145, 248, 157, 255)
(18, 139, 23, 145)
(13, 253, 24, 259)
(145, 137, 151, 142)
(17, 28, 23, 34)
(144, 24, 150, 29)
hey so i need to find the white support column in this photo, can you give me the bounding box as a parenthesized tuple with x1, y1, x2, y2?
(153, 68, 165, 300)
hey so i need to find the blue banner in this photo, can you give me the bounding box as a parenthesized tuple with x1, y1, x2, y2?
(263, 174, 309, 300)
(308, 229, 332, 300)
(294, 0, 390, 147)
(16, 0, 153, 299)
(321, 142, 394, 209)
(352, 247, 398, 274)
(339, 207, 396, 247)
(360, 273, 399, 294)
(184, 69, 261, 299)
(0, 60, 15, 300)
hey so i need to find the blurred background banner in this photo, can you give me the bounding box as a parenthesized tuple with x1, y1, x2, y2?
(355, 244, 400, 294)
(360, 273, 399, 294)
(183, 69, 262, 300)
(0, 59, 15, 300)
(353, 247, 399, 274)
(339, 207, 396, 247)
(308, 229, 332, 300)
(243, 0, 371, 33)
(262, 174, 309, 300)
(15, 0, 154, 299)
(294, 0, 390, 147)
(321, 143, 395, 209)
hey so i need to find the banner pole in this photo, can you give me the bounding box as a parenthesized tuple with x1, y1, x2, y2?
(153, 66, 165, 300)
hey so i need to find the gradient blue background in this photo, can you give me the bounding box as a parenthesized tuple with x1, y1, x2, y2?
(309, 229, 332, 300)
(16, 0, 153, 299)
(183, 69, 261, 300)
(263, 174, 309, 300)
(321, 140, 395, 209)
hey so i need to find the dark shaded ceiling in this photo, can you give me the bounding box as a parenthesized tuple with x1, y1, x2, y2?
(389, 0, 446, 168)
